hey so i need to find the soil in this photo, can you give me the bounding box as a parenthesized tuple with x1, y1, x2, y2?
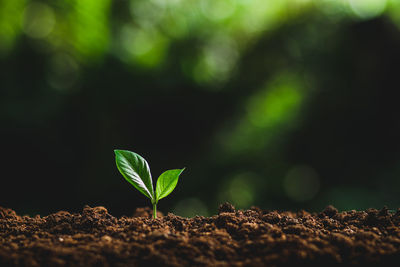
(1, 203, 400, 267)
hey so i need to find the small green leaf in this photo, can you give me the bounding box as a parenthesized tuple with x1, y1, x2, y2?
(114, 150, 154, 200)
(156, 168, 184, 202)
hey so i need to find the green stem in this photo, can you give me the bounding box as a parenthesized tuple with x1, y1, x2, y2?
(153, 203, 157, 219)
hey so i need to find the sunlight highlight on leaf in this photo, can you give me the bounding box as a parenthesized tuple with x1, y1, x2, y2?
(115, 150, 154, 200)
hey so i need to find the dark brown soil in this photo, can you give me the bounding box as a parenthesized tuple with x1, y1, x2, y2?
(1, 203, 400, 267)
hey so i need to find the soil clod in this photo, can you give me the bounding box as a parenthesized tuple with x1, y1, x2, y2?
(218, 202, 235, 214)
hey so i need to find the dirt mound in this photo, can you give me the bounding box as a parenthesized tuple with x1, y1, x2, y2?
(1, 203, 400, 266)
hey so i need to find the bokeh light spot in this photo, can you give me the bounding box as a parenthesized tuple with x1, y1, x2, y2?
(201, 0, 237, 21)
(173, 198, 209, 217)
(120, 25, 169, 68)
(47, 53, 80, 92)
(0, 0, 25, 55)
(247, 77, 303, 128)
(349, 0, 387, 19)
(22, 2, 55, 39)
(284, 165, 320, 202)
(219, 172, 257, 209)
(130, 0, 166, 27)
(121, 27, 152, 56)
(191, 35, 239, 85)
(218, 72, 306, 155)
(162, 14, 188, 39)
(72, 0, 111, 60)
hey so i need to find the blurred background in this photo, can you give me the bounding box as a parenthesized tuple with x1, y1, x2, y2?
(1, 0, 400, 217)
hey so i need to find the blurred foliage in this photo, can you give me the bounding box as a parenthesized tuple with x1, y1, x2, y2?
(2, 0, 400, 84)
(1, 0, 400, 217)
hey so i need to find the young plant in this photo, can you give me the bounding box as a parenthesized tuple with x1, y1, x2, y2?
(114, 149, 184, 219)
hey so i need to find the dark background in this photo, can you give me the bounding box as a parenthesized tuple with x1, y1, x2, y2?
(1, 0, 400, 217)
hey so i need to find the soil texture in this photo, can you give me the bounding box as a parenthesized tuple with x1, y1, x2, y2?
(1, 203, 400, 266)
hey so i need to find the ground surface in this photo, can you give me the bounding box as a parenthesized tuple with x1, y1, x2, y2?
(0, 203, 400, 266)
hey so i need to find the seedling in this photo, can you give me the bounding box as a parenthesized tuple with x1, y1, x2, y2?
(114, 149, 184, 219)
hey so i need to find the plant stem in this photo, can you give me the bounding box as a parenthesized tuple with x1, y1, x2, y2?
(153, 203, 157, 219)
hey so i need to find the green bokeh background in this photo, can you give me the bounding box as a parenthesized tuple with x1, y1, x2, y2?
(1, 0, 400, 217)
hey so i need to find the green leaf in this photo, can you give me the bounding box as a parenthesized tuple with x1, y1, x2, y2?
(156, 168, 184, 202)
(114, 150, 154, 200)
